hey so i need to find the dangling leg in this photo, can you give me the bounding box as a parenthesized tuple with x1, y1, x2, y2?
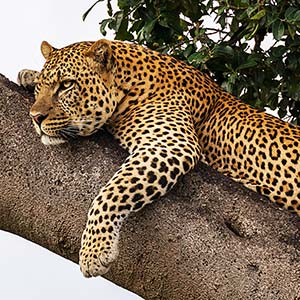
(79, 144, 200, 276)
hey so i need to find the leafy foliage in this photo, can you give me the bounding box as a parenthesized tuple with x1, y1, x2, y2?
(84, 0, 300, 123)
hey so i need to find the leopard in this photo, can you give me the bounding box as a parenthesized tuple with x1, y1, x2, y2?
(18, 39, 300, 278)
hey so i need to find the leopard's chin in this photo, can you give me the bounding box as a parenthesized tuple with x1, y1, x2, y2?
(41, 134, 67, 146)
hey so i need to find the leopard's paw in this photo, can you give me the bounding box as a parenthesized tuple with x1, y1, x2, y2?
(79, 235, 119, 277)
(17, 69, 39, 91)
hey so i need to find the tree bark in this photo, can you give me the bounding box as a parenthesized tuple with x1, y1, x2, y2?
(1, 73, 300, 300)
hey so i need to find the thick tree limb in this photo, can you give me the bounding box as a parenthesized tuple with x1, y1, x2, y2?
(1, 73, 300, 300)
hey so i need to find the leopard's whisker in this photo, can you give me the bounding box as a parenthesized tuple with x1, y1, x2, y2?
(60, 126, 79, 139)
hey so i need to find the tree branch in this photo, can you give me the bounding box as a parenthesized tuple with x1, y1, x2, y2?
(1, 73, 300, 300)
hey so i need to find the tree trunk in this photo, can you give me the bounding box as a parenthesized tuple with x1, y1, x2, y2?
(1, 73, 300, 300)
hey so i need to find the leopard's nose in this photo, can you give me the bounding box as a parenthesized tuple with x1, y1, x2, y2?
(30, 112, 48, 126)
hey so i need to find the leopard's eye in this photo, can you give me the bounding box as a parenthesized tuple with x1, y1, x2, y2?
(59, 80, 74, 91)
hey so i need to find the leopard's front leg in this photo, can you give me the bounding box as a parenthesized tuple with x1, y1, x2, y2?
(79, 145, 201, 277)
(17, 69, 40, 91)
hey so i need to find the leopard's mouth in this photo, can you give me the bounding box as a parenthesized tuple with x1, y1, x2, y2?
(32, 119, 79, 145)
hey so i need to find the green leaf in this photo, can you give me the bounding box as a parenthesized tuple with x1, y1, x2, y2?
(187, 52, 208, 65)
(99, 18, 112, 35)
(213, 45, 234, 57)
(284, 8, 300, 23)
(236, 59, 258, 70)
(130, 20, 144, 33)
(287, 25, 296, 40)
(246, 4, 259, 18)
(217, 5, 226, 16)
(294, 10, 300, 22)
(230, 17, 239, 33)
(183, 45, 194, 58)
(278, 96, 289, 118)
(136, 17, 156, 42)
(244, 23, 259, 40)
(158, 12, 182, 34)
(272, 20, 285, 41)
(218, 14, 226, 29)
(271, 45, 286, 58)
(285, 7, 298, 21)
(286, 53, 299, 71)
(143, 19, 157, 35)
(288, 82, 300, 99)
(107, 0, 113, 16)
(115, 18, 129, 39)
(118, 0, 130, 9)
(114, 11, 124, 31)
(250, 9, 266, 20)
(82, 0, 104, 21)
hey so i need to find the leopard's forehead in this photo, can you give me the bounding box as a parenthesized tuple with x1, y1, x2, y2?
(38, 42, 93, 83)
(47, 41, 92, 62)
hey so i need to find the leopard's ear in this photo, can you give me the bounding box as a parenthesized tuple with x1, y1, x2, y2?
(84, 39, 113, 73)
(41, 41, 55, 60)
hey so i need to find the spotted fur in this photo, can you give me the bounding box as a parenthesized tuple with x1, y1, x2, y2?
(18, 39, 300, 277)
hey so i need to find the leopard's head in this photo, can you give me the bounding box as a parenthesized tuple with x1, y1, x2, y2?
(30, 39, 117, 145)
